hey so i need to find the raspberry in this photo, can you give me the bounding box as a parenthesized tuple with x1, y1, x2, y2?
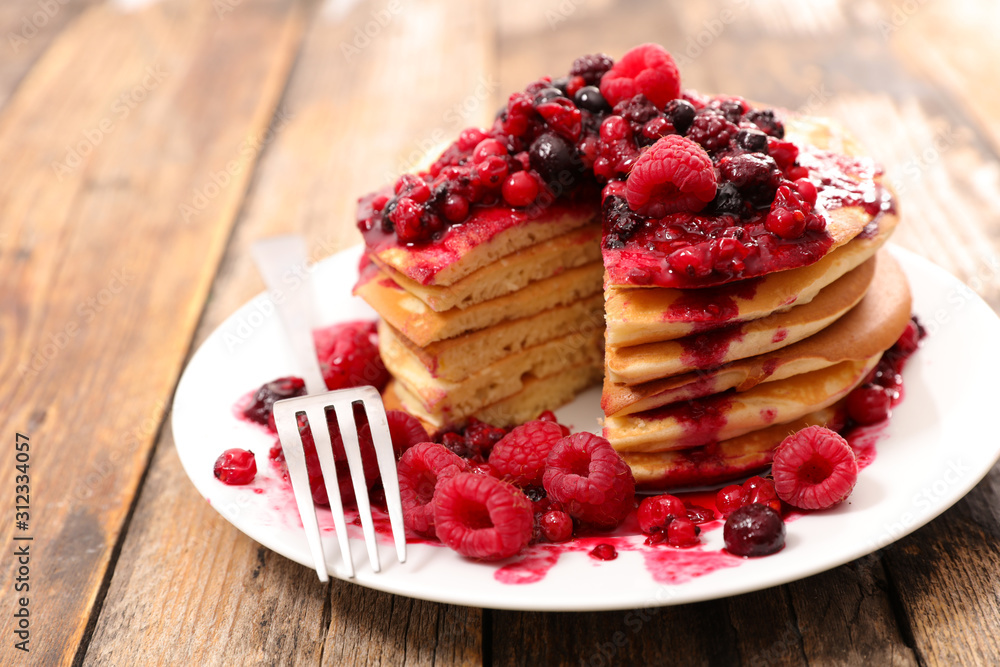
(846, 385, 892, 425)
(724, 504, 785, 557)
(536, 410, 571, 436)
(636, 494, 686, 534)
(686, 110, 738, 153)
(772, 426, 859, 510)
(359, 409, 429, 459)
(667, 518, 700, 548)
(214, 448, 257, 485)
(489, 420, 565, 487)
(433, 473, 533, 560)
(542, 432, 636, 529)
(570, 53, 615, 85)
(539, 510, 574, 542)
(625, 135, 717, 217)
(315, 321, 389, 393)
(600, 43, 681, 108)
(397, 443, 468, 536)
(243, 376, 305, 430)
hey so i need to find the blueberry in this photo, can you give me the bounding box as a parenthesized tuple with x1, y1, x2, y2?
(663, 99, 696, 135)
(724, 504, 785, 557)
(708, 182, 745, 216)
(736, 128, 769, 153)
(534, 87, 566, 106)
(551, 76, 570, 94)
(529, 132, 578, 185)
(719, 153, 781, 207)
(573, 85, 610, 113)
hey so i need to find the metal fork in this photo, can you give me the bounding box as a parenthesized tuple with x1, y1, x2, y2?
(251, 236, 406, 581)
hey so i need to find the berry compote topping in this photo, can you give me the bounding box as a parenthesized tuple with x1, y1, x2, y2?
(844, 316, 925, 426)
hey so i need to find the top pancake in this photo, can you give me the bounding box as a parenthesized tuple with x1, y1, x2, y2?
(602, 115, 895, 289)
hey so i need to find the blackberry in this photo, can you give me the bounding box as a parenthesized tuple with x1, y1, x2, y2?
(717, 100, 744, 124)
(613, 94, 660, 127)
(686, 110, 738, 153)
(663, 99, 696, 134)
(570, 53, 615, 85)
(603, 195, 642, 247)
(735, 128, 769, 153)
(744, 108, 785, 138)
(719, 153, 781, 207)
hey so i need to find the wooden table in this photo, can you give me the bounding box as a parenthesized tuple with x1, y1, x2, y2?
(2, 0, 999, 664)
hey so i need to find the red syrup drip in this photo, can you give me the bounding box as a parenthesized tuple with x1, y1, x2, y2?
(678, 325, 746, 369)
(642, 394, 734, 449)
(664, 278, 761, 326)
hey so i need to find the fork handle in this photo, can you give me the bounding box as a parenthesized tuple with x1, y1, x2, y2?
(251, 236, 327, 395)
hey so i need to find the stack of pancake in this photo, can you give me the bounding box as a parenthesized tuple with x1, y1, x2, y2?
(604, 119, 910, 489)
(354, 204, 605, 431)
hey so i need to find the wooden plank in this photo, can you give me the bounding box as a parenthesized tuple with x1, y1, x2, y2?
(84, 0, 492, 663)
(0, 1, 307, 664)
(0, 0, 99, 109)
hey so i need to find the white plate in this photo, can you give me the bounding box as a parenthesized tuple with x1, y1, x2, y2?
(173, 244, 1000, 611)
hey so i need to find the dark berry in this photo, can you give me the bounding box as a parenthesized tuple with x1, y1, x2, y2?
(529, 131, 578, 185)
(735, 128, 769, 153)
(534, 87, 565, 106)
(708, 182, 745, 216)
(613, 94, 660, 128)
(551, 76, 570, 94)
(214, 448, 257, 485)
(718, 153, 781, 207)
(686, 111, 738, 153)
(663, 99, 696, 135)
(717, 100, 744, 123)
(243, 376, 305, 427)
(573, 85, 610, 113)
(463, 418, 507, 458)
(744, 108, 785, 138)
(570, 53, 615, 85)
(724, 504, 785, 557)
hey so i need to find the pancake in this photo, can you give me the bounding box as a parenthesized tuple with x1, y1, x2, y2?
(355, 261, 604, 347)
(388, 361, 603, 429)
(605, 353, 877, 453)
(621, 402, 847, 489)
(604, 211, 897, 347)
(605, 256, 875, 385)
(380, 324, 603, 423)
(386, 295, 604, 382)
(602, 116, 893, 290)
(374, 225, 602, 312)
(370, 200, 597, 287)
(603, 250, 911, 417)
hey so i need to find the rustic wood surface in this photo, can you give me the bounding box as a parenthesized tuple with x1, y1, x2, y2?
(1, 0, 998, 665)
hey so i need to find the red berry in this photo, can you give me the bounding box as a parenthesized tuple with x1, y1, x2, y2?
(502, 171, 540, 207)
(463, 418, 507, 459)
(433, 473, 533, 560)
(772, 426, 859, 510)
(536, 98, 583, 141)
(359, 409, 429, 459)
(398, 442, 468, 537)
(564, 75, 587, 98)
(625, 135, 717, 216)
(539, 510, 574, 542)
(894, 320, 922, 357)
(536, 410, 571, 436)
(473, 138, 507, 163)
(600, 116, 630, 142)
(458, 127, 487, 151)
(600, 43, 681, 108)
(724, 504, 785, 557)
(543, 433, 636, 529)
(441, 193, 470, 222)
(667, 518, 700, 548)
(846, 384, 892, 424)
(636, 494, 686, 534)
(314, 321, 389, 393)
(214, 448, 257, 485)
(767, 138, 800, 171)
(716, 484, 747, 517)
(589, 543, 618, 561)
(390, 197, 426, 243)
(489, 420, 565, 487)
(745, 479, 782, 514)
(476, 155, 509, 189)
(685, 504, 716, 524)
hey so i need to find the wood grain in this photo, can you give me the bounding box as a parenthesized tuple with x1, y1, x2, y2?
(83, 1, 493, 664)
(0, 1, 307, 664)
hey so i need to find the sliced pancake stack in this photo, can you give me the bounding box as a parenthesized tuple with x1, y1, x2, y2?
(603, 119, 911, 489)
(354, 202, 605, 430)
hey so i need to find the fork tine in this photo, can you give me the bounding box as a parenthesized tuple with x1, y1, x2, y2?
(332, 400, 382, 573)
(304, 404, 356, 579)
(358, 386, 407, 564)
(273, 400, 330, 582)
